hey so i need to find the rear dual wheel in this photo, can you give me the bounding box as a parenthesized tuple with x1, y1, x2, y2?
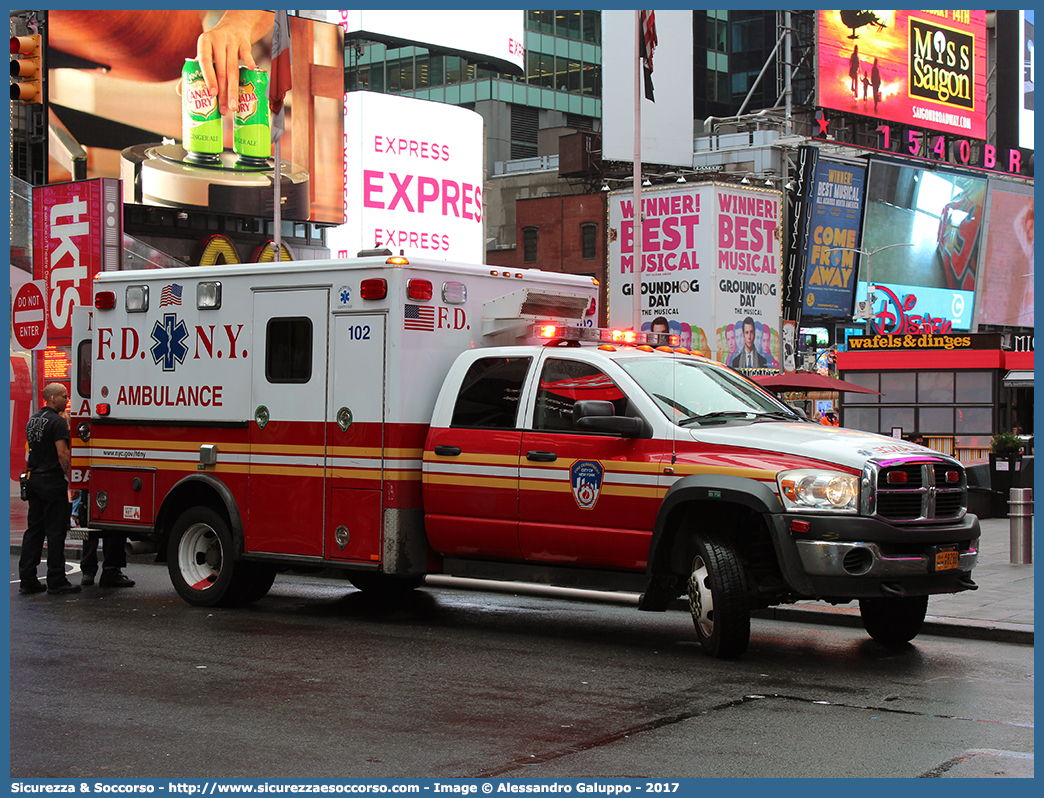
(686, 534, 750, 658)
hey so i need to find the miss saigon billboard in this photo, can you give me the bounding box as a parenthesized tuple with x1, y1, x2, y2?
(817, 10, 988, 140)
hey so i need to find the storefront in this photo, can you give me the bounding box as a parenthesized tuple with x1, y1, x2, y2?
(836, 333, 1033, 462)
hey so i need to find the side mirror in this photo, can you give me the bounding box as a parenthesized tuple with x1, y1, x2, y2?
(573, 400, 643, 437)
(787, 404, 808, 419)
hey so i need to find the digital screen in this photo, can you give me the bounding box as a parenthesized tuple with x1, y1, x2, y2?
(326, 92, 485, 263)
(335, 10, 524, 76)
(977, 185, 1034, 328)
(46, 10, 345, 224)
(817, 10, 988, 140)
(858, 159, 985, 332)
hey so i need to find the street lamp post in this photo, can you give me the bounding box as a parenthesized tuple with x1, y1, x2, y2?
(826, 242, 915, 320)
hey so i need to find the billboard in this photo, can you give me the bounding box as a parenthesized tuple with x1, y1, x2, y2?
(606, 184, 782, 376)
(46, 10, 344, 224)
(326, 92, 485, 263)
(32, 178, 122, 348)
(601, 10, 694, 168)
(817, 10, 988, 140)
(1021, 10, 1034, 150)
(800, 159, 867, 318)
(857, 159, 985, 333)
(976, 183, 1034, 328)
(334, 10, 525, 76)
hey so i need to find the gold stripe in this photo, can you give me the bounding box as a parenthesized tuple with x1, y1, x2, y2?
(92, 439, 425, 460)
(422, 473, 518, 490)
(423, 452, 521, 466)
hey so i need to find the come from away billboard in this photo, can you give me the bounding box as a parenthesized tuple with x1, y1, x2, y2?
(800, 159, 866, 318)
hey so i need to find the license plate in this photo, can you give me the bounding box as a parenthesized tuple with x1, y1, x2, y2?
(931, 545, 959, 572)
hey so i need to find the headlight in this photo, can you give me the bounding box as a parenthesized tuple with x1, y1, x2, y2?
(778, 469, 859, 513)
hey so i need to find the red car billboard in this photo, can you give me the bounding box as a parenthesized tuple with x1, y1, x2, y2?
(817, 10, 987, 140)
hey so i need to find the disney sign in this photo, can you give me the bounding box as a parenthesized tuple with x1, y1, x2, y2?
(868, 284, 956, 335)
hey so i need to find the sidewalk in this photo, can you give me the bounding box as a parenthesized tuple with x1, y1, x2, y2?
(9, 502, 1033, 644)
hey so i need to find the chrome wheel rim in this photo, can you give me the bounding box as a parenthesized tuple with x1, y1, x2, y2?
(687, 555, 714, 638)
(178, 522, 222, 591)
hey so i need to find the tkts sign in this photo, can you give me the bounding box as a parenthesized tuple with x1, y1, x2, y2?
(32, 178, 122, 347)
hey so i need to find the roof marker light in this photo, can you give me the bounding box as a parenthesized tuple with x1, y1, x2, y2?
(407, 279, 433, 301)
(360, 278, 387, 300)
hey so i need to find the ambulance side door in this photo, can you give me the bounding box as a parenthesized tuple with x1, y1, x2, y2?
(247, 289, 329, 556)
(517, 353, 664, 571)
(325, 313, 386, 562)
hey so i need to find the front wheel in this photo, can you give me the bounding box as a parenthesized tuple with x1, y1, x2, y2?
(167, 507, 240, 607)
(859, 595, 929, 645)
(686, 535, 750, 658)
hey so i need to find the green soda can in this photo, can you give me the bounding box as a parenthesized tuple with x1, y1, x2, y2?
(182, 58, 222, 160)
(234, 66, 271, 162)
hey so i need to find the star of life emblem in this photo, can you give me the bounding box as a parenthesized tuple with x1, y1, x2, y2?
(151, 313, 190, 372)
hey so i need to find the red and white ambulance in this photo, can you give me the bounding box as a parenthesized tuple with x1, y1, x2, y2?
(73, 253, 980, 657)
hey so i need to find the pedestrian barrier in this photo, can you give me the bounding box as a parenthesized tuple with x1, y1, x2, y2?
(1008, 487, 1033, 565)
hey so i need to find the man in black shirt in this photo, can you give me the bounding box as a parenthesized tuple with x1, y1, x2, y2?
(19, 383, 80, 594)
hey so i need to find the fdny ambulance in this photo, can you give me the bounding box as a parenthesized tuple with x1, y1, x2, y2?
(73, 254, 980, 658)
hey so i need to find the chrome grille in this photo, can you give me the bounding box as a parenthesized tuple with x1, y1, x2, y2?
(867, 458, 967, 523)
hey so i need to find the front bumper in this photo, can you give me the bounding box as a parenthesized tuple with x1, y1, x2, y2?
(768, 512, 981, 600)
(795, 539, 978, 579)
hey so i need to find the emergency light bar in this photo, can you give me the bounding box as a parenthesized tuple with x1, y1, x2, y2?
(535, 324, 680, 348)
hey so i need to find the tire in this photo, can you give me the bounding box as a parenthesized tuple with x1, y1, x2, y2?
(686, 535, 750, 658)
(347, 571, 424, 594)
(234, 563, 278, 605)
(167, 507, 241, 607)
(859, 595, 929, 646)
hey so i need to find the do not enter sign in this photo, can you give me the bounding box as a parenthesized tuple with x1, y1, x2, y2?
(13, 280, 47, 351)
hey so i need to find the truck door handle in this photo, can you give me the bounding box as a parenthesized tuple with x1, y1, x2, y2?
(433, 445, 461, 457)
(526, 450, 558, 462)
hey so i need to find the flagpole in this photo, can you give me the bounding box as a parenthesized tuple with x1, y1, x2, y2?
(273, 137, 281, 262)
(632, 10, 642, 331)
(270, 9, 292, 264)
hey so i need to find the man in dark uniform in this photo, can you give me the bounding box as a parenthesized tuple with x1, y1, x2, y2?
(19, 383, 80, 594)
(79, 527, 135, 588)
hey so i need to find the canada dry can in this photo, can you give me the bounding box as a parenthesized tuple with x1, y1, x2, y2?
(182, 59, 222, 155)
(234, 66, 271, 159)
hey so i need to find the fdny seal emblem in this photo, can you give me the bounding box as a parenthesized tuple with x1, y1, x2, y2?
(570, 460, 604, 510)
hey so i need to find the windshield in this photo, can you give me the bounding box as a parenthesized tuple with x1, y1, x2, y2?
(618, 356, 798, 425)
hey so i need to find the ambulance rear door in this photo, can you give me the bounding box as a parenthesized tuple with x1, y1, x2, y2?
(69, 305, 93, 491)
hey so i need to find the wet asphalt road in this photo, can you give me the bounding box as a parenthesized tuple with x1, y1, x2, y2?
(9, 557, 1034, 779)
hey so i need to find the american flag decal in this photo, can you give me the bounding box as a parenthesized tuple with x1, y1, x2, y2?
(160, 284, 184, 306)
(404, 303, 435, 331)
